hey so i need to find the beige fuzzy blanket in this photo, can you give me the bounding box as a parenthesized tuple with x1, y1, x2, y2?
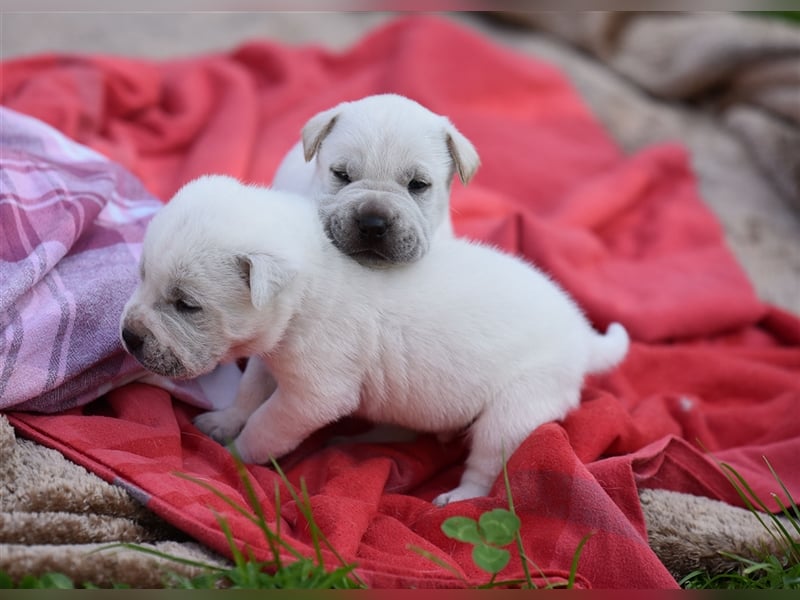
(2, 11, 799, 588)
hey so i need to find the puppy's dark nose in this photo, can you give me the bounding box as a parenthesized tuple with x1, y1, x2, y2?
(357, 214, 389, 239)
(121, 328, 144, 353)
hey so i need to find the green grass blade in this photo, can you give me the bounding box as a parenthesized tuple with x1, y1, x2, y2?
(175, 470, 305, 563)
(213, 510, 248, 570)
(680, 453, 800, 590)
(274, 482, 282, 543)
(97, 542, 228, 574)
(308, 564, 360, 589)
(173, 471, 261, 529)
(765, 456, 800, 522)
(230, 455, 286, 569)
(720, 461, 775, 514)
(567, 531, 594, 589)
(770, 493, 800, 551)
(718, 462, 786, 550)
(230, 453, 268, 523)
(678, 569, 709, 588)
(269, 458, 366, 589)
(298, 477, 325, 568)
(762, 456, 800, 519)
(501, 452, 536, 589)
(228, 454, 284, 567)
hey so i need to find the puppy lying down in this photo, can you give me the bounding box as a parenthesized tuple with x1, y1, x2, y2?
(120, 175, 630, 506)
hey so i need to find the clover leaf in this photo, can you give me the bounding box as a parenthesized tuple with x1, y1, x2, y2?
(441, 509, 522, 576)
(441, 516, 483, 545)
(472, 543, 511, 574)
(478, 509, 520, 547)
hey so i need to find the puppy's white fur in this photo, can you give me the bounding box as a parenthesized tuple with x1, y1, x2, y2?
(124, 175, 630, 506)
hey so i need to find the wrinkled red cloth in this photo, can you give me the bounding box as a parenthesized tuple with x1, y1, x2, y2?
(4, 15, 799, 589)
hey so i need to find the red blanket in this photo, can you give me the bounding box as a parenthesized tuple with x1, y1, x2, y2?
(3, 15, 799, 589)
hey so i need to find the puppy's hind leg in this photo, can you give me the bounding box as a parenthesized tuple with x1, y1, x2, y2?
(432, 408, 526, 507)
(194, 358, 276, 445)
(432, 382, 579, 507)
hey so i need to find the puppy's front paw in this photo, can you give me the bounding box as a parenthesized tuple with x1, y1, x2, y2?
(231, 435, 271, 465)
(432, 482, 489, 507)
(194, 408, 249, 445)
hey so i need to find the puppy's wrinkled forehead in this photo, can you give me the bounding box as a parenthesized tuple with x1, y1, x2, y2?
(326, 109, 452, 179)
(139, 199, 238, 294)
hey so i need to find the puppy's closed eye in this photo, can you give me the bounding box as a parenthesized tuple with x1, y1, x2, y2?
(175, 298, 202, 314)
(330, 166, 351, 184)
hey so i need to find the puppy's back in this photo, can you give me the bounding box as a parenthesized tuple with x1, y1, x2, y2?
(344, 236, 597, 384)
(376, 236, 585, 330)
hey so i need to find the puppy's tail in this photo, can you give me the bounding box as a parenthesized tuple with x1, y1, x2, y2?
(586, 322, 630, 374)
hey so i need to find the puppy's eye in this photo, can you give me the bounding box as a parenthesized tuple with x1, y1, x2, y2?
(175, 299, 202, 314)
(408, 179, 430, 193)
(330, 167, 351, 184)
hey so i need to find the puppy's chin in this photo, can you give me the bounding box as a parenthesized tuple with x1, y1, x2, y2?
(326, 228, 427, 267)
(349, 249, 407, 268)
(128, 342, 217, 381)
(132, 354, 194, 380)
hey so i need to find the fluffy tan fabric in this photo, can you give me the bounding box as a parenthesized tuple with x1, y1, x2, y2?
(640, 487, 796, 579)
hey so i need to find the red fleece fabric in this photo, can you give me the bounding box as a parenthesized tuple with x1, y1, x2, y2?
(3, 16, 799, 589)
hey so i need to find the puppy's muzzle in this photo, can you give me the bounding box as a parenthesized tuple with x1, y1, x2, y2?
(119, 319, 188, 378)
(322, 189, 426, 266)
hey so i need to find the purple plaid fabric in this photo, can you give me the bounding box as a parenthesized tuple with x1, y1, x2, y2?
(0, 107, 162, 411)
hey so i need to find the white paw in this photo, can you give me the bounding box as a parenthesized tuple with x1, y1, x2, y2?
(232, 436, 270, 465)
(193, 408, 248, 445)
(432, 482, 488, 507)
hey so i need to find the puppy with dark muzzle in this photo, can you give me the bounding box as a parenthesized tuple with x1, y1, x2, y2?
(270, 93, 480, 266)
(221, 94, 483, 442)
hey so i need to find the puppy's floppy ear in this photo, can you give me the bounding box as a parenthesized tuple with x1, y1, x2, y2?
(301, 106, 340, 162)
(237, 253, 296, 310)
(444, 121, 480, 185)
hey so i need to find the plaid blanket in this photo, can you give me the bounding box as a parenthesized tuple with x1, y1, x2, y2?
(0, 108, 158, 411)
(0, 107, 239, 413)
(3, 15, 800, 589)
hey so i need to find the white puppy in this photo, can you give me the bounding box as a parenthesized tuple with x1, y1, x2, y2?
(271, 93, 480, 266)
(240, 93, 481, 438)
(120, 175, 630, 506)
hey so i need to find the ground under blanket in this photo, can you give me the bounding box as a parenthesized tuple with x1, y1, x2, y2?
(2, 15, 799, 589)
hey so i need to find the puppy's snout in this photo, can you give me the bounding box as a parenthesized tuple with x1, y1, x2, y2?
(121, 327, 144, 354)
(357, 213, 389, 239)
